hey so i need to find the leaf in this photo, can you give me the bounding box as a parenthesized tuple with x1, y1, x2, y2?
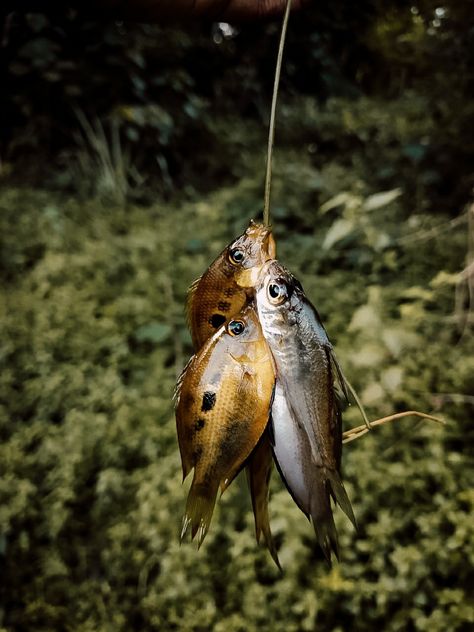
(322, 218, 355, 250)
(363, 188, 402, 211)
(319, 192, 353, 214)
(430, 271, 460, 288)
(348, 304, 381, 332)
(400, 286, 434, 301)
(133, 322, 172, 344)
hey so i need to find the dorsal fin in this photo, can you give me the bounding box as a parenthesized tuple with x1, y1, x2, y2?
(185, 275, 202, 349)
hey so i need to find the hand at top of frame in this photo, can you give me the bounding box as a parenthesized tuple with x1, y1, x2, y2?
(98, 0, 307, 22)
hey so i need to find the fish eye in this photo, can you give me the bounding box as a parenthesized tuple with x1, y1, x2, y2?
(228, 319, 245, 336)
(267, 281, 287, 305)
(229, 248, 245, 265)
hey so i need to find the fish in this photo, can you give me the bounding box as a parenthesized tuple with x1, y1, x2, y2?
(255, 260, 356, 562)
(186, 220, 279, 564)
(186, 220, 276, 350)
(175, 304, 275, 547)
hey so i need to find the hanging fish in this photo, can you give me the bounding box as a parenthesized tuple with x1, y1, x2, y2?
(175, 304, 275, 547)
(186, 220, 279, 564)
(186, 220, 276, 349)
(255, 260, 356, 562)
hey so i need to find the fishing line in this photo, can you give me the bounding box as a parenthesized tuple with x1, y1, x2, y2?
(263, 0, 292, 227)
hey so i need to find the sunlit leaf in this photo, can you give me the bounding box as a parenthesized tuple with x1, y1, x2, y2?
(319, 192, 353, 214)
(363, 188, 402, 211)
(322, 218, 355, 250)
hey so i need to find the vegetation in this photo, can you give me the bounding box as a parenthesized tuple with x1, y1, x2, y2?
(1, 1, 473, 630)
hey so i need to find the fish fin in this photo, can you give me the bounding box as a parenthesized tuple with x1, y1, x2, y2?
(247, 435, 281, 570)
(185, 275, 202, 348)
(173, 355, 194, 408)
(263, 382, 276, 448)
(326, 469, 357, 530)
(328, 346, 372, 432)
(180, 478, 219, 549)
(181, 462, 192, 483)
(174, 359, 196, 481)
(309, 476, 339, 565)
(219, 448, 253, 494)
(333, 400, 343, 470)
(328, 347, 349, 403)
(266, 414, 275, 447)
(219, 469, 242, 494)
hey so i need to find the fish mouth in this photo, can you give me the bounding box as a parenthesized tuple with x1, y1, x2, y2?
(245, 221, 276, 258)
(235, 223, 277, 288)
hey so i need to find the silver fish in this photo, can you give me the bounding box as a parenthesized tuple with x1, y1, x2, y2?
(256, 260, 356, 561)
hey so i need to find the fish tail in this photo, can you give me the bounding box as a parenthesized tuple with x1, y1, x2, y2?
(181, 478, 219, 549)
(326, 469, 357, 530)
(246, 440, 281, 570)
(310, 477, 339, 565)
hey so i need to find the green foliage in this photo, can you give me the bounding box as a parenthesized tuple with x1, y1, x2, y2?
(1, 177, 472, 630)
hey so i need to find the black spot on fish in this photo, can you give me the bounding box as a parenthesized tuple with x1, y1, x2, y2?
(217, 301, 231, 312)
(209, 314, 226, 329)
(223, 288, 235, 298)
(195, 418, 205, 431)
(201, 392, 216, 412)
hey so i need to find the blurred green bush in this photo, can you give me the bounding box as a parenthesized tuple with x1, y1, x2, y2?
(0, 176, 472, 630)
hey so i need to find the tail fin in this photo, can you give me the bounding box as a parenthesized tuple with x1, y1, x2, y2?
(180, 478, 219, 549)
(327, 469, 357, 529)
(310, 477, 339, 565)
(247, 436, 281, 570)
(310, 470, 357, 564)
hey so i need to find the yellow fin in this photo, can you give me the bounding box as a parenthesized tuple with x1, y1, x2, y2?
(181, 479, 219, 549)
(173, 355, 194, 408)
(247, 435, 281, 570)
(185, 275, 202, 349)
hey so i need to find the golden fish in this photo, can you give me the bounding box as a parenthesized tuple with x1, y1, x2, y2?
(186, 220, 279, 564)
(255, 260, 356, 562)
(186, 220, 276, 349)
(175, 304, 275, 547)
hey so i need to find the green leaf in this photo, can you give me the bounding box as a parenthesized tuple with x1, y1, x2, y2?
(319, 192, 353, 214)
(363, 188, 402, 211)
(322, 218, 355, 250)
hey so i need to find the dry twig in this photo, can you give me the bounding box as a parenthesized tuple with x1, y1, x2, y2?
(342, 410, 444, 444)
